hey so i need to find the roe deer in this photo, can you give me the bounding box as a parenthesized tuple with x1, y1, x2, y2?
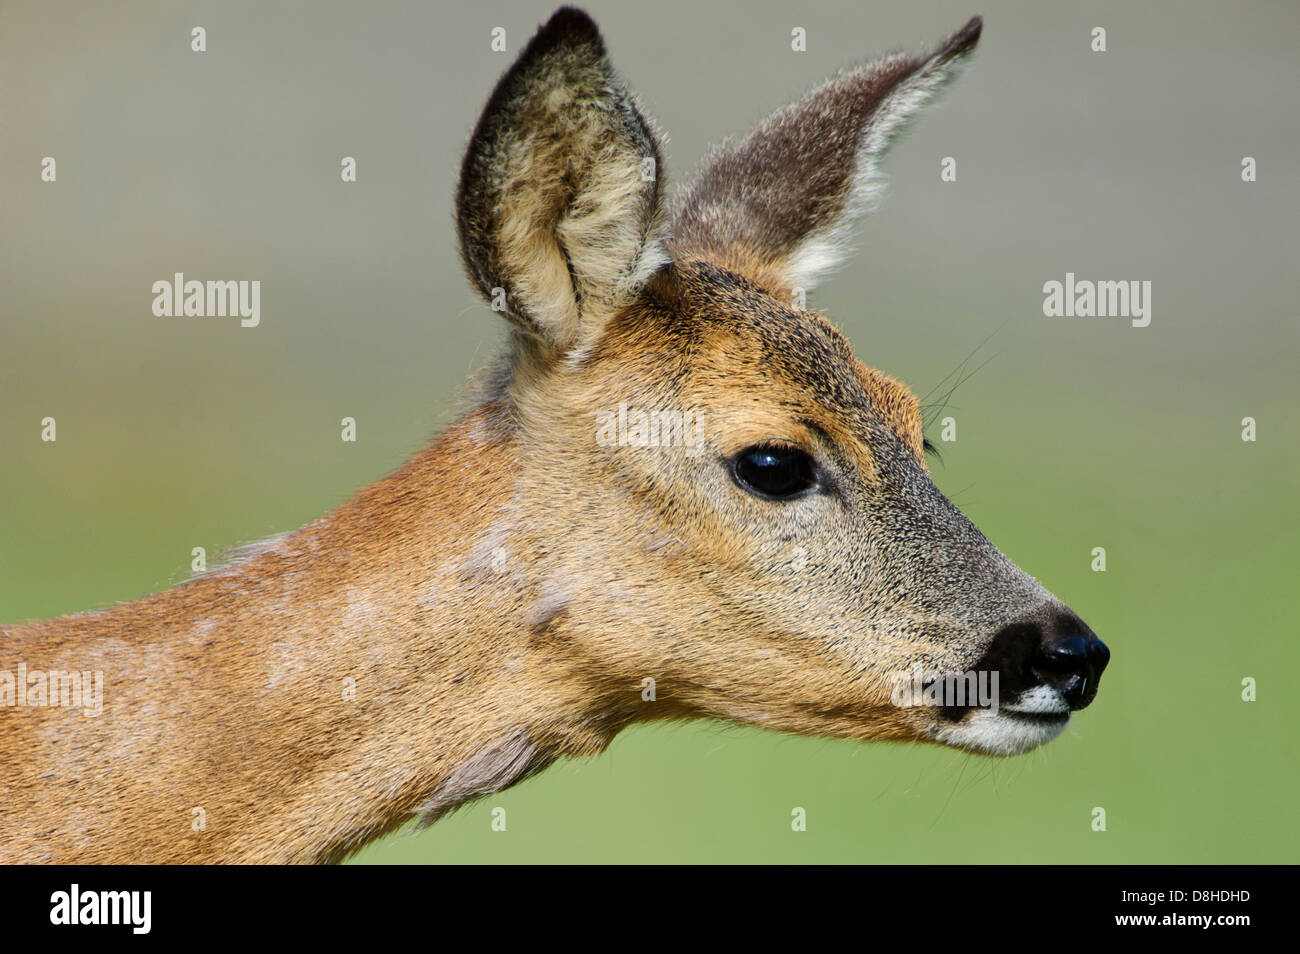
(0, 7, 1108, 864)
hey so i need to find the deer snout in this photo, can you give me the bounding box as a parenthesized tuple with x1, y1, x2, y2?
(974, 607, 1111, 712)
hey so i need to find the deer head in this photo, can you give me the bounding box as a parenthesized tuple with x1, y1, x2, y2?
(454, 7, 1110, 759)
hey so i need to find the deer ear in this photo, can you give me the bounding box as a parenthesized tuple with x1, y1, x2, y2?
(668, 16, 982, 296)
(457, 7, 667, 357)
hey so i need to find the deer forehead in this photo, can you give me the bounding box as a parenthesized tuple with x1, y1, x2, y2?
(584, 259, 925, 465)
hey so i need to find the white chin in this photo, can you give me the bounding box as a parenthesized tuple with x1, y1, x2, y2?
(931, 708, 1070, 756)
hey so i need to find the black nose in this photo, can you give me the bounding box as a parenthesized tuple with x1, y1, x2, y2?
(956, 607, 1110, 715)
(1032, 616, 1110, 710)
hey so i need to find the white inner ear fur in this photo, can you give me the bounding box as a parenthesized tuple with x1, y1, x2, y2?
(500, 146, 666, 354)
(554, 154, 668, 347)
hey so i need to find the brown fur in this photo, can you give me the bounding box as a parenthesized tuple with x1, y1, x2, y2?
(0, 9, 1086, 864)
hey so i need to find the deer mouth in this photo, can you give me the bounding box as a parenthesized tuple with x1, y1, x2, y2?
(937, 683, 1073, 724)
(930, 685, 1074, 756)
(1000, 709, 1070, 725)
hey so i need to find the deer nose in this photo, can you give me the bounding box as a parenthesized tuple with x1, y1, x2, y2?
(1030, 611, 1110, 710)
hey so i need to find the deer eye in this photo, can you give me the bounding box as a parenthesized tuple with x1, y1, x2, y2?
(730, 444, 818, 500)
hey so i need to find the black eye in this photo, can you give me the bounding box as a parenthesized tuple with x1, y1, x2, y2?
(730, 444, 818, 500)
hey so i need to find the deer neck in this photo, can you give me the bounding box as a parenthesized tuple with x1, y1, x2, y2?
(8, 400, 624, 863)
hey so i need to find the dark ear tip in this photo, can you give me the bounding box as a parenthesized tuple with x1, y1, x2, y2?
(536, 6, 604, 50)
(930, 14, 981, 62)
(952, 15, 983, 50)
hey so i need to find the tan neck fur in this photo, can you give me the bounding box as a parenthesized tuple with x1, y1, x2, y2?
(1, 402, 624, 863)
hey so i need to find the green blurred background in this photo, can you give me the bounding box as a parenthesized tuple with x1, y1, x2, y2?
(2, 0, 1296, 863)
